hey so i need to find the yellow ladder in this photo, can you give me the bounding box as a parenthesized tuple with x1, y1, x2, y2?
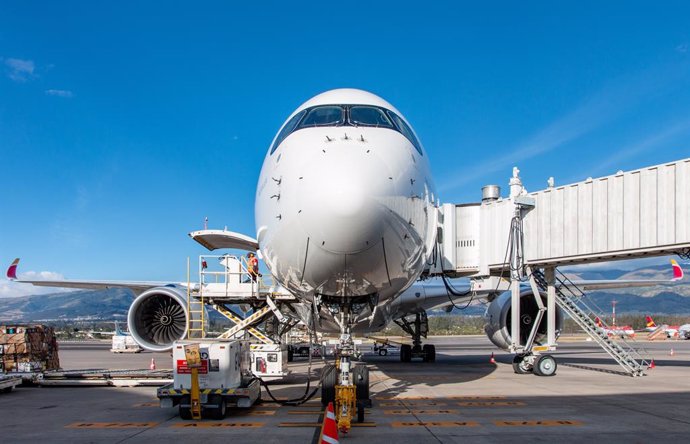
(186, 257, 206, 339)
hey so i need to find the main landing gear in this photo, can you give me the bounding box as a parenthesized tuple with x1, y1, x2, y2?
(512, 353, 557, 376)
(395, 311, 436, 363)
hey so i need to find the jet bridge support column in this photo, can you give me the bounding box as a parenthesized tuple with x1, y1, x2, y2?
(545, 267, 556, 346)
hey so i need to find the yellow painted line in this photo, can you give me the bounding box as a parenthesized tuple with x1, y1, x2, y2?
(133, 402, 159, 407)
(457, 401, 526, 407)
(384, 409, 459, 415)
(66, 422, 158, 429)
(287, 411, 328, 415)
(279, 422, 376, 428)
(377, 396, 435, 400)
(391, 421, 479, 428)
(450, 396, 506, 400)
(494, 420, 583, 427)
(171, 422, 264, 428)
(380, 401, 448, 407)
(237, 410, 276, 416)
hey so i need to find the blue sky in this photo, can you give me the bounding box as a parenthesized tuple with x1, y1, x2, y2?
(1, 2, 689, 295)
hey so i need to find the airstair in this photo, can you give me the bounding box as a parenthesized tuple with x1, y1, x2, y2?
(531, 269, 650, 376)
(185, 254, 299, 344)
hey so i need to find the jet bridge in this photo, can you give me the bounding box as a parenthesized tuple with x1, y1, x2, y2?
(437, 157, 690, 376)
(441, 158, 690, 276)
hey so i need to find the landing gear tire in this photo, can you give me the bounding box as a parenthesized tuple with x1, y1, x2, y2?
(512, 354, 532, 375)
(321, 364, 337, 406)
(353, 364, 370, 401)
(208, 395, 227, 420)
(357, 401, 365, 423)
(400, 344, 412, 362)
(422, 344, 436, 363)
(533, 354, 557, 377)
(378, 348, 388, 356)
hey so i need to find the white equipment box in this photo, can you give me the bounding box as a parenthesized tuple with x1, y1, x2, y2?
(172, 339, 247, 390)
(250, 343, 288, 381)
(111, 335, 142, 353)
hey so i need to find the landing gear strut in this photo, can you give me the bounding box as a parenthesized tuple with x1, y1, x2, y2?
(394, 311, 436, 363)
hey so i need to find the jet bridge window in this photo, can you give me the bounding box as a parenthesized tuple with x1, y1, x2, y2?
(350, 106, 394, 128)
(298, 105, 345, 128)
(387, 111, 423, 155)
(270, 110, 306, 154)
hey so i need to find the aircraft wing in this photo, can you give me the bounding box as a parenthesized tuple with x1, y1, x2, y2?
(566, 259, 684, 291)
(6, 258, 180, 296)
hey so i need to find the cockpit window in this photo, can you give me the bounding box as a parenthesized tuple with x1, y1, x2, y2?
(298, 106, 345, 128)
(270, 110, 306, 154)
(386, 111, 423, 155)
(349, 106, 394, 128)
(269, 104, 424, 156)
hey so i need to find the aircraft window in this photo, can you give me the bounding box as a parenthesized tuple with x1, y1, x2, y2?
(270, 110, 306, 154)
(387, 111, 423, 155)
(350, 106, 394, 128)
(298, 106, 345, 128)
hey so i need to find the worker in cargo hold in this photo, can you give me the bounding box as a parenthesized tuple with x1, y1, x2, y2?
(247, 252, 260, 282)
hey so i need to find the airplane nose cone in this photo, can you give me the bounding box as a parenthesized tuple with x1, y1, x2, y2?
(298, 147, 391, 254)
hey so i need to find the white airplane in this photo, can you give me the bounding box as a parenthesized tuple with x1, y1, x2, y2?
(6, 89, 685, 425)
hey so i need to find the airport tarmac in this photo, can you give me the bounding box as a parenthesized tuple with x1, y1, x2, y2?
(2, 336, 690, 443)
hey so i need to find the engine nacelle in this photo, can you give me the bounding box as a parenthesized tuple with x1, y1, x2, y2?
(127, 286, 202, 352)
(484, 289, 563, 350)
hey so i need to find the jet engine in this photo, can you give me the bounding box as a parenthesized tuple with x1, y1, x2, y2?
(127, 286, 203, 352)
(484, 289, 563, 350)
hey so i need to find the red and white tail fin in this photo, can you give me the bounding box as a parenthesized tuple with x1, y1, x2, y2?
(645, 315, 657, 329)
(6, 258, 19, 280)
(595, 317, 603, 327)
(671, 259, 684, 281)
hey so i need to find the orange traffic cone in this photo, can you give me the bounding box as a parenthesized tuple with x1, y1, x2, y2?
(670, 348, 675, 357)
(649, 359, 656, 369)
(489, 353, 496, 364)
(320, 402, 339, 444)
(150, 358, 156, 370)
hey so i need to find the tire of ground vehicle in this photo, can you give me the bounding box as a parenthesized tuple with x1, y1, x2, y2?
(353, 364, 369, 401)
(208, 395, 227, 420)
(512, 354, 532, 375)
(321, 364, 337, 406)
(179, 396, 192, 420)
(378, 348, 387, 356)
(533, 354, 557, 377)
(400, 344, 412, 362)
(422, 344, 436, 363)
(357, 401, 365, 423)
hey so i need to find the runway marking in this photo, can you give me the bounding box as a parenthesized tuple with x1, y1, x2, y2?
(384, 409, 459, 415)
(494, 420, 583, 427)
(132, 402, 159, 407)
(379, 401, 447, 407)
(171, 422, 264, 428)
(279, 422, 376, 427)
(391, 421, 479, 428)
(66, 422, 158, 429)
(457, 401, 526, 407)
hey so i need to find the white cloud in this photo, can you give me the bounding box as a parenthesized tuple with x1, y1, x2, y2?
(4, 57, 36, 82)
(45, 89, 74, 98)
(0, 271, 76, 298)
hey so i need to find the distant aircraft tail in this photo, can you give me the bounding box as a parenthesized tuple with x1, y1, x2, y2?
(645, 315, 657, 329)
(6, 258, 19, 280)
(114, 321, 125, 336)
(671, 259, 684, 281)
(595, 317, 604, 327)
